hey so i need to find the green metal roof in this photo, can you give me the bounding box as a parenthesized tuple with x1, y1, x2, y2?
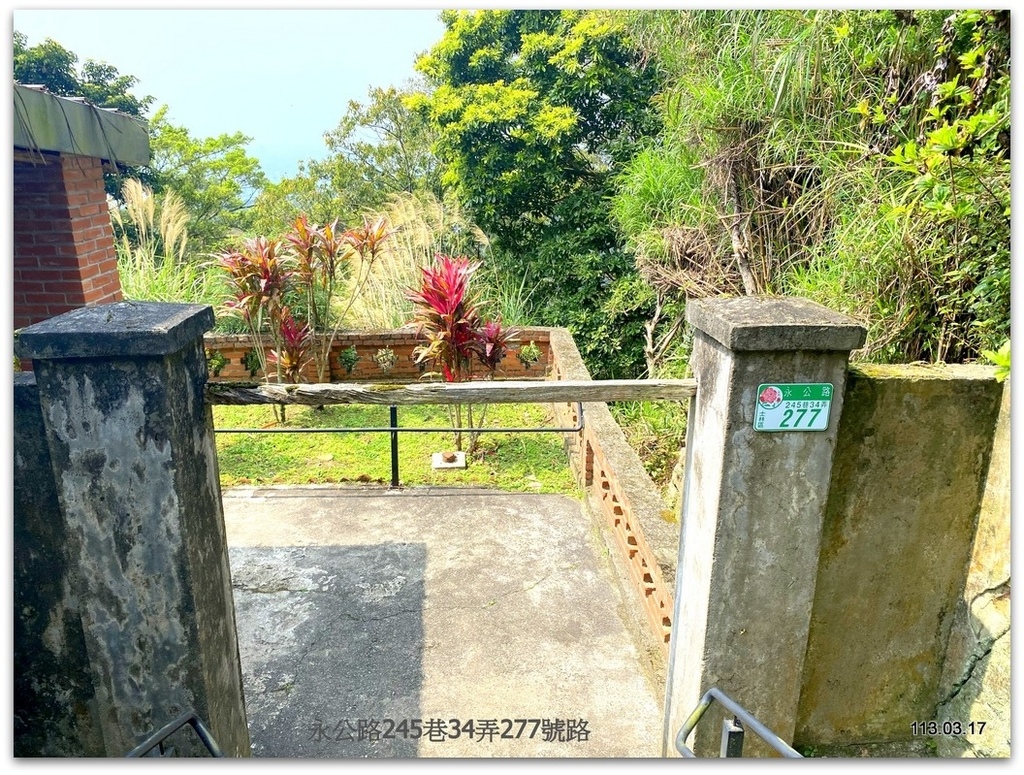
(13, 81, 150, 166)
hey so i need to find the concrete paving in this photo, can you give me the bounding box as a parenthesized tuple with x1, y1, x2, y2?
(222, 485, 664, 758)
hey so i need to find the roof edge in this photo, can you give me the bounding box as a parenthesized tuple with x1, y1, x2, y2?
(13, 81, 150, 166)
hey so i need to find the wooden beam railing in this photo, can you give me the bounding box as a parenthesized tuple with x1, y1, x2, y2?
(205, 379, 698, 406)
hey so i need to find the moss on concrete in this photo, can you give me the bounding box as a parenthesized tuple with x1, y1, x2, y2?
(796, 364, 1002, 747)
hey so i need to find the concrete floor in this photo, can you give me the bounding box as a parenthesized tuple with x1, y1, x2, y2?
(222, 485, 665, 758)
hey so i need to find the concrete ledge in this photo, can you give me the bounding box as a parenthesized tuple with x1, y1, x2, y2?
(16, 302, 215, 359)
(14, 82, 150, 166)
(687, 296, 867, 352)
(548, 328, 677, 654)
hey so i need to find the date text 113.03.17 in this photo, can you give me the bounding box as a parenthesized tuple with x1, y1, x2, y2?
(911, 720, 986, 736)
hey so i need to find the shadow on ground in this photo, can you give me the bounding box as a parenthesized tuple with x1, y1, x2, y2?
(231, 544, 424, 757)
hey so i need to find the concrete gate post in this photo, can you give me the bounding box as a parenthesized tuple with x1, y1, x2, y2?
(663, 297, 865, 757)
(16, 302, 250, 757)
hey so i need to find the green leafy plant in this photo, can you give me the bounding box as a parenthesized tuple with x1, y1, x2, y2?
(205, 348, 228, 377)
(338, 345, 360, 374)
(982, 340, 1010, 383)
(242, 348, 261, 377)
(517, 341, 542, 370)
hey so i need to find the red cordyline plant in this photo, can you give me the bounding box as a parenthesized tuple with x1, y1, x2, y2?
(215, 214, 396, 422)
(216, 236, 296, 420)
(281, 214, 394, 382)
(268, 306, 312, 384)
(408, 254, 519, 452)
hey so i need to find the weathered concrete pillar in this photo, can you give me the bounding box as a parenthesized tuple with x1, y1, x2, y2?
(663, 297, 865, 757)
(15, 302, 250, 757)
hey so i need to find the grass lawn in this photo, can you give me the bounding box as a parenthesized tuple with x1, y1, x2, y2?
(212, 402, 578, 494)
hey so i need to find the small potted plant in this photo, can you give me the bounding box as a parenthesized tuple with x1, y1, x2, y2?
(205, 348, 228, 377)
(517, 341, 542, 370)
(374, 346, 397, 374)
(242, 348, 262, 378)
(338, 345, 360, 375)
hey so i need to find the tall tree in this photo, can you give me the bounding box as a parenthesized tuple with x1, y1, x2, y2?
(412, 10, 664, 378)
(250, 83, 440, 236)
(147, 106, 267, 253)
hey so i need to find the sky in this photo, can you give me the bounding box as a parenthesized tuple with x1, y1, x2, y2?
(13, 6, 448, 182)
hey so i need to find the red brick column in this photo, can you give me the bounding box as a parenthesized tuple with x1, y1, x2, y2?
(14, 152, 123, 331)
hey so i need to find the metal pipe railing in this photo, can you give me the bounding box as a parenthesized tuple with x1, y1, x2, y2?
(674, 687, 802, 758)
(125, 711, 224, 758)
(214, 402, 585, 488)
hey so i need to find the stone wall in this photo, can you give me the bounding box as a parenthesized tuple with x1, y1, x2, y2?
(795, 363, 1005, 751)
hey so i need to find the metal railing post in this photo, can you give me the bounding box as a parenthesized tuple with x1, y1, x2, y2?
(389, 405, 399, 488)
(720, 717, 744, 757)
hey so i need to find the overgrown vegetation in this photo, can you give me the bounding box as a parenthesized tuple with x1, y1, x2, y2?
(614, 9, 1010, 367)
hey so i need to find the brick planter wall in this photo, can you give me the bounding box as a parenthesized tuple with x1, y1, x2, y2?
(203, 327, 553, 383)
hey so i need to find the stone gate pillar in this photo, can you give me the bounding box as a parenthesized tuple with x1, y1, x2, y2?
(663, 297, 865, 757)
(15, 301, 250, 757)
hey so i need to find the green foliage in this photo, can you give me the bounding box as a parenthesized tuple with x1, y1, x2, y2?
(148, 106, 267, 253)
(413, 9, 664, 378)
(338, 345, 360, 374)
(250, 83, 440, 236)
(615, 9, 1010, 364)
(981, 340, 1010, 383)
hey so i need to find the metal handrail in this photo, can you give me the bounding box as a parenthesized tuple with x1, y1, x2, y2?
(214, 401, 585, 435)
(675, 687, 802, 758)
(214, 401, 585, 488)
(125, 711, 224, 758)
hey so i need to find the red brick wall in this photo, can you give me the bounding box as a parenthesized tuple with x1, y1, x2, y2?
(203, 328, 553, 383)
(14, 152, 122, 331)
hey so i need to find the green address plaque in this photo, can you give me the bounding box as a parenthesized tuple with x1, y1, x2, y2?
(754, 383, 834, 432)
